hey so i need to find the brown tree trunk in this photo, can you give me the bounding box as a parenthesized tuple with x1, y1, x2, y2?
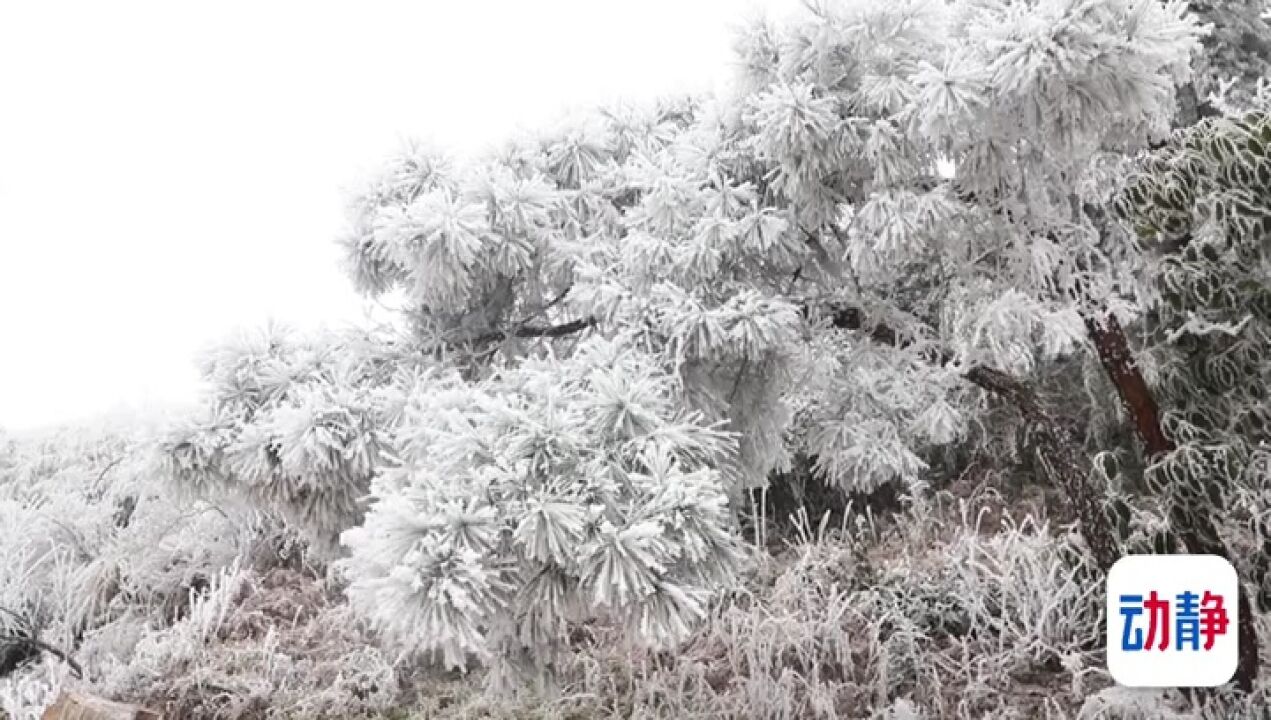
(1084, 311, 1258, 692)
(1084, 315, 1172, 456)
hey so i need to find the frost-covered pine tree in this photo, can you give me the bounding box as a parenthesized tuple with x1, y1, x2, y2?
(161, 0, 1266, 691)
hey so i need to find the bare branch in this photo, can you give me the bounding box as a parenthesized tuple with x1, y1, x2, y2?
(0, 634, 83, 679)
(470, 316, 598, 347)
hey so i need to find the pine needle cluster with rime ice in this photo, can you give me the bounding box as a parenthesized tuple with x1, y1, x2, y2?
(338, 338, 746, 684)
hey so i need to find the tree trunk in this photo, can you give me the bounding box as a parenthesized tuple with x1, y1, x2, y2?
(1084, 311, 1258, 692)
(1083, 315, 1172, 456)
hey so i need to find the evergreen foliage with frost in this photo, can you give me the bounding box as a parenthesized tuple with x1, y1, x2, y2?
(125, 0, 1271, 706)
(170, 0, 1210, 675)
(157, 324, 408, 550)
(340, 337, 745, 681)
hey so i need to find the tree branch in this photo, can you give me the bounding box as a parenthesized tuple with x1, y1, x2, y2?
(818, 300, 1123, 571)
(470, 316, 598, 346)
(0, 634, 83, 679)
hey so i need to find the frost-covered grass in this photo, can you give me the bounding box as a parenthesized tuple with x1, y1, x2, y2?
(3, 425, 1269, 719)
(394, 500, 1271, 720)
(0, 423, 410, 719)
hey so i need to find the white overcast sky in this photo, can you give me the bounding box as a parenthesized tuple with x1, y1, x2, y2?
(0, 0, 799, 431)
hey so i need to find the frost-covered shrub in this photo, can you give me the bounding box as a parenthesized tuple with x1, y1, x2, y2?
(1111, 104, 1271, 600)
(158, 324, 403, 550)
(0, 419, 382, 719)
(0, 423, 262, 716)
(339, 336, 748, 682)
(0, 426, 221, 650)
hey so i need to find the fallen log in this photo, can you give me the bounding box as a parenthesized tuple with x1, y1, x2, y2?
(40, 693, 161, 720)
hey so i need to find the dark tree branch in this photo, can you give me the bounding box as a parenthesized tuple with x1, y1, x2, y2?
(818, 301, 1123, 571)
(470, 316, 598, 347)
(0, 635, 83, 679)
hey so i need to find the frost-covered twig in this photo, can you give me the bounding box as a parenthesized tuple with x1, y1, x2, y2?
(0, 635, 82, 680)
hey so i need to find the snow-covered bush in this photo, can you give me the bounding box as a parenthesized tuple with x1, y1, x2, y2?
(88, 564, 403, 719)
(158, 324, 405, 551)
(1112, 103, 1271, 595)
(339, 336, 747, 684)
(0, 423, 415, 720)
(0, 423, 251, 717)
